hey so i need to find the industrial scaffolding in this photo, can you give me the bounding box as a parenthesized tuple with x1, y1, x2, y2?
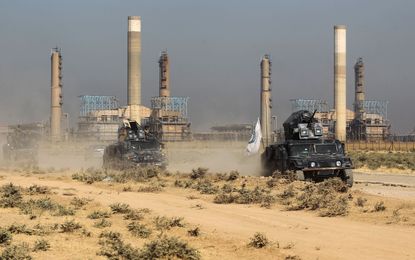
(290, 99, 329, 113)
(146, 96, 191, 141)
(77, 95, 121, 141)
(79, 95, 119, 117)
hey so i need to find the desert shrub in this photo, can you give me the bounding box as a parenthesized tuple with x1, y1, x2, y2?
(355, 197, 367, 207)
(235, 187, 274, 205)
(138, 236, 200, 260)
(190, 168, 208, 179)
(319, 195, 349, 217)
(187, 227, 200, 237)
(0, 183, 23, 208)
(71, 168, 106, 184)
(109, 167, 161, 183)
(127, 222, 152, 238)
(33, 197, 55, 211)
(60, 220, 82, 233)
(194, 180, 219, 194)
(123, 209, 145, 221)
(94, 219, 112, 228)
(248, 232, 269, 249)
(154, 216, 185, 231)
(1, 243, 32, 260)
(98, 231, 140, 259)
(7, 224, 34, 235)
(88, 210, 111, 219)
(33, 239, 50, 252)
(109, 203, 130, 214)
(373, 201, 386, 212)
(221, 184, 234, 193)
(227, 170, 240, 181)
(30, 224, 59, 236)
(26, 185, 50, 195)
(0, 229, 12, 245)
(53, 205, 75, 216)
(213, 193, 236, 204)
(70, 197, 89, 209)
(137, 184, 163, 193)
(174, 179, 193, 188)
(279, 184, 296, 202)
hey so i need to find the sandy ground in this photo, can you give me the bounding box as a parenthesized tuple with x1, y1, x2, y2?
(0, 171, 414, 260)
(0, 141, 414, 259)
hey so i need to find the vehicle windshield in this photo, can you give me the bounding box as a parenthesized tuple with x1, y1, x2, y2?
(130, 139, 160, 150)
(315, 144, 337, 154)
(289, 144, 313, 157)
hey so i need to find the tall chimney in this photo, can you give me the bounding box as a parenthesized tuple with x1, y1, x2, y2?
(260, 55, 272, 147)
(354, 57, 365, 122)
(128, 16, 141, 121)
(334, 25, 347, 141)
(50, 47, 62, 142)
(159, 51, 170, 97)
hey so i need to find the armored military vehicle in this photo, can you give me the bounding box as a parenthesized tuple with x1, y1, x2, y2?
(2, 126, 39, 166)
(103, 119, 167, 169)
(261, 110, 353, 186)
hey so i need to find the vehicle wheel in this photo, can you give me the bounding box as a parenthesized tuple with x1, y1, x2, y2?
(342, 169, 353, 187)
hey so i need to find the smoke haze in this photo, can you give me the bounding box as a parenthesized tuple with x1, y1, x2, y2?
(0, 0, 414, 133)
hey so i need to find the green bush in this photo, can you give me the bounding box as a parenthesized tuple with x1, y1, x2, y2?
(0, 183, 23, 208)
(138, 236, 200, 260)
(127, 222, 152, 238)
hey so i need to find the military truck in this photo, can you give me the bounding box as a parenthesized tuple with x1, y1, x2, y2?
(2, 126, 39, 166)
(103, 119, 167, 169)
(261, 110, 353, 186)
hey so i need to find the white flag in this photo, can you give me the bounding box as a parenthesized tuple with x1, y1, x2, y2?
(246, 118, 262, 155)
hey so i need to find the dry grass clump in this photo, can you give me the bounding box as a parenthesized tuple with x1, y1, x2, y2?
(98, 231, 140, 259)
(70, 197, 89, 209)
(137, 183, 164, 193)
(349, 151, 415, 170)
(93, 219, 112, 229)
(123, 209, 145, 221)
(190, 168, 208, 179)
(213, 186, 276, 207)
(33, 239, 50, 252)
(194, 179, 219, 194)
(373, 201, 386, 212)
(0, 228, 12, 245)
(154, 216, 186, 231)
(127, 222, 152, 238)
(0, 183, 23, 208)
(60, 219, 82, 233)
(88, 210, 111, 219)
(18, 197, 75, 217)
(72, 167, 163, 184)
(282, 179, 350, 217)
(26, 185, 50, 195)
(109, 203, 130, 214)
(1, 242, 32, 260)
(138, 236, 201, 260)
(248, 232, 269, 249)
(187, 227, 200, 237)
(355, 197, 367, 207)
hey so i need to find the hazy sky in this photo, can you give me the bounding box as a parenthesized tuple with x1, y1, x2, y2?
(0, 0, 414, 133)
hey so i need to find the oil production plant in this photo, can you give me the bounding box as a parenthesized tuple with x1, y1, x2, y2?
(75, 16, 191, 142)
(289, 26, 390, 141)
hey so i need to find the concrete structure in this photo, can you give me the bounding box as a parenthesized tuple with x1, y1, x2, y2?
(50, 47, 63, 142)
(159, 51, 170, 97)
(128, 16, 141, 122)
(334, 25, 347, 142)
(354, 58, 365, 122)
(260, 55, 272, 147)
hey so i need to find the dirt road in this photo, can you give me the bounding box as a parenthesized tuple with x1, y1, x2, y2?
(1, 172, 414, 260)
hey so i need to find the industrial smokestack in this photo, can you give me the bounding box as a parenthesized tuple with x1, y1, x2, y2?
(128, 16, 141, 121)
(50, 47, 62, 142)
(334, 25, 347, 141)
(260, 55, 272, 147)
(159, 51, 170, 97)
(354, 57, 365, 122)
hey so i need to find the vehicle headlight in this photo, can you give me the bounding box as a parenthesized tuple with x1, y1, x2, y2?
(314, 127, 322, 136)
(310, 162, 316, 168)
(300, 128, 309, 137)
(336, 161, 342, 167)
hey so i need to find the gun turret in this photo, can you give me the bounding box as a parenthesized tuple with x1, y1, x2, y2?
(283, 110, 323, 140)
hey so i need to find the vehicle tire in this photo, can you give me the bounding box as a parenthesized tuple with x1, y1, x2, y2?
(343, 169, 353, 187)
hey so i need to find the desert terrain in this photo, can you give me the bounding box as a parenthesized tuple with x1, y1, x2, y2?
(0, 141, 414, 260)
